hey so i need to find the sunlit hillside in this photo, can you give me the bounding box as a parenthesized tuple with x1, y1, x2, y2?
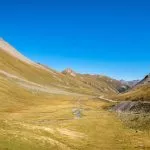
(0, 39, 150, 150)
(114, 84, 150, 101)
(0, 38, 127, 96)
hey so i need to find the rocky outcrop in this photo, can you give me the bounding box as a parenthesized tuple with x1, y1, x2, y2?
(112, 101, 150, 113)
(62, 68, 77, 77)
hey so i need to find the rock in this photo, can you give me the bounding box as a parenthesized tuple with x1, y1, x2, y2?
(111, 101, 150, 113)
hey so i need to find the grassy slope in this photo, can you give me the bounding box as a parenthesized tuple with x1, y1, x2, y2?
(1, 43, 150, 149)
(0, 73, 150, 150)
(0, 48, 123, 96)
(78, 74, 123, 95)
(114, 84, 150, 101)
(1, 98, 150, 150)
(62, 73, 127, 96)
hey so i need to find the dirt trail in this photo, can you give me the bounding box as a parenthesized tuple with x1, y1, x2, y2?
(98, 96, 117, 103)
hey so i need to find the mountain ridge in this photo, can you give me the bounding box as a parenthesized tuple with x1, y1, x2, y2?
(0, 38, 129, 97)
(114, 73, 150, 101)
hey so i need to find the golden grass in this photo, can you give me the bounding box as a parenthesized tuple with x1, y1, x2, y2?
(1, 47, 150, 149)
(0, 65, 149, 149)
(1, 92, 150, 150)
(114, 85, 150, 101)
(0, 49, 124, 96)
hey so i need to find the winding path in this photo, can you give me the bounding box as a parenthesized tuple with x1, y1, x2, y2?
(98, 96, 117, 103)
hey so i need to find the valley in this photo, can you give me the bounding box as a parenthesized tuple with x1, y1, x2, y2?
(0, 39, 150, 150)
(1, 96, 150, 150)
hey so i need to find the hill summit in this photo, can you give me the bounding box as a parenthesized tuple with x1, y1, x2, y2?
(62, 68, 77, 77)
(134, 73, 150, 87)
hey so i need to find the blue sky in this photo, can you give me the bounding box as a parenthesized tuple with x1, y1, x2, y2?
(0, 0, 150, 80)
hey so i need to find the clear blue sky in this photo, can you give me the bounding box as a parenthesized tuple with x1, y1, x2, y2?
(0, 0, 150, 80)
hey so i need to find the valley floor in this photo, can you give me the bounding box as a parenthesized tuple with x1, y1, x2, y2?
(0, 96, 150, 150)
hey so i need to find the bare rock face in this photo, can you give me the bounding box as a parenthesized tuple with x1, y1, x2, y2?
(62, 68, 77, 77)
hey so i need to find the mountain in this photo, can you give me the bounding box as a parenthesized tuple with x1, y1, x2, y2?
(0, 38, 150, 150)
(62, 68, 77, 77)
(120, 79, 140, 87)
(114, 74, 150, 101)
(0, 38, 128, 102)
(62, 69, 130, 95)
(134, 74, 150, 87)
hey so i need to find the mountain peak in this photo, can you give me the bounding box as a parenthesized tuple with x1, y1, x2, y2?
(62, 68, 77, 77)
(144, 73, 150, 80)
(133, 73, 150, 87)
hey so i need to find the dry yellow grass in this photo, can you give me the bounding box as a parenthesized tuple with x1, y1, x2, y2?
(1, 96, 150, 150)
(114, 84, 150, 101)
(1, 41, 150, 150)
(0, 74, 150, 149)
(0, 46, 125, 96)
